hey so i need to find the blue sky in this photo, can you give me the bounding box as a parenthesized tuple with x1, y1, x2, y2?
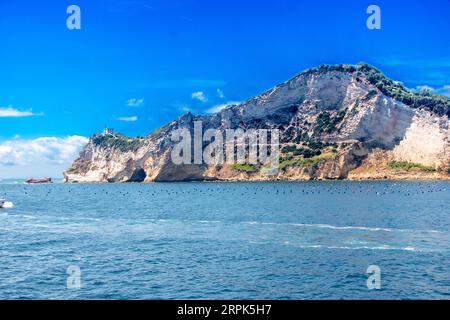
(0, 0, 449, 178)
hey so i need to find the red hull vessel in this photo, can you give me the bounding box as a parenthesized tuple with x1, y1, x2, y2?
(25, 177, 53, 184)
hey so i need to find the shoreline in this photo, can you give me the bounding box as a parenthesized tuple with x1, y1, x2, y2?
(62, 177, 450, 184)
(4, 176, 450, 184)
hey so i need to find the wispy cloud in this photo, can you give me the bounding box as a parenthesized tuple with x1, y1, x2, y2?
(191, 91, 208, 103)
(117, 116, 138, 122)
(206, 101, 241, 114)
(435, 85, 450, 97)
(217, 88, 225, 99)
(127, 98, 145, 107)
(179, 105, 194, 113)
(415, 85, 435, 92)
(0, 136, 88, 167)
(411, 85, 450, 97)
(0, 106, 43, 118)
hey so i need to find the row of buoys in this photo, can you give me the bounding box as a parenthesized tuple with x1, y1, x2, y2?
(2, 183, 447, 199)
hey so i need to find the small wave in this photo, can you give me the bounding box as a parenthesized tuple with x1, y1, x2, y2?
(257, 221, 442, 234)
(73, 217, 101, 222)
(198, 220, 221, 224)
(146, 219, 442, 235)
(186, 220, 443, 235)
(336, 245, 420, 252)
(13, 214, 35, 219)
(283, 243, 421, 252)
(29, 224, 54, 229)
(56, 216, 101, 222)
(294, 223, 398, 232)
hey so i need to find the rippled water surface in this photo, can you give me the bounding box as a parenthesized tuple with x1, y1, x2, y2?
(0, 181, 449, 299)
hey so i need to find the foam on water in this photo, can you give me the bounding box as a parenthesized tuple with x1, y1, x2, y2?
(284, 244, 420, 252)
(256, 221, 442, 234)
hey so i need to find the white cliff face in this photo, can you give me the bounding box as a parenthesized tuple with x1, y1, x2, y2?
(392, 110, 449, 167)
(65, 65, 450, 182)
(229, 71, 353, 122)
(347, 95, 416, 149)
(65, 139, 160, 182)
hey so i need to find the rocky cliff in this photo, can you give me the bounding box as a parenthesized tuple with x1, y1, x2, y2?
(65, 63, 450, 182)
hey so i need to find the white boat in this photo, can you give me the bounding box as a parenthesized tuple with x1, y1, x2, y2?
(0, 199, 12, 209)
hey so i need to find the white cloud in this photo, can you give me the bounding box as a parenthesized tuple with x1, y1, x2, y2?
(191, 91, 208, 103)
(412, 85, 450, 97)
(435, 85, 450, 97)
(415, 85, 434, 92)
(179, 105, 194, 113)
(0, 136, 89, 179)
(117, 116, 138, 122)
(206, 101, 241, 114)
(127, 98, 145, 107)
(0, 136, 88, 167)
(0, 106, 43, 117)
(217, 88, 225, 99)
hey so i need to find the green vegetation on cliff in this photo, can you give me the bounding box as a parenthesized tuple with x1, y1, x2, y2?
(92, 133, 146, 152)
(388, 161, 436, 173)
(279, 153, 335, 170)
(232, 163, 257, 173)
(149, 123, 170, 139)
(281, 145, 322, 158)
(314, 111, 346, 134)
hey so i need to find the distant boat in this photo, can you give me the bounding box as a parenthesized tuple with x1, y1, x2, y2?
(25, 177, 53, 184)
(0, 199, 13, 209)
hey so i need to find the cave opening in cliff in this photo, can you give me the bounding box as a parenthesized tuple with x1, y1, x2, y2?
(127, 168, 147, 183)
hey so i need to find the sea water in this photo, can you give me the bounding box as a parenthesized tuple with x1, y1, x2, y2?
(0, 181, 449, 299)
